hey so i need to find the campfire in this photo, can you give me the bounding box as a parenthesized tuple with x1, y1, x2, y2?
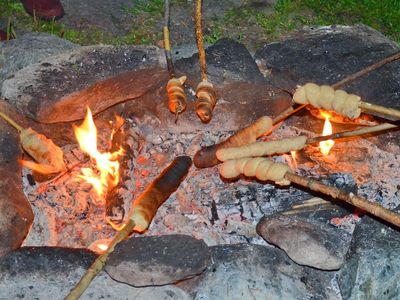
(0, 4, 399, 298)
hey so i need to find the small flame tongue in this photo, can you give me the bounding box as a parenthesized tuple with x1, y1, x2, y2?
(73, 108, 123, 203)
(319, 111, 335, 156)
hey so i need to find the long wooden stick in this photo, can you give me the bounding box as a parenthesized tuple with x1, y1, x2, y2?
(0, 111, 23, 132)
(65, 156, 192, 299)
(65, 218, 136, 300)
(331, 51, 400, 89)
(284, 172, 400, 228)
(359, 101, 400, 120)
(163, 0, 175, 78)
(217, 122, 398, 161)
(195, 0, 207, 82)
(306, 122, 397, 144)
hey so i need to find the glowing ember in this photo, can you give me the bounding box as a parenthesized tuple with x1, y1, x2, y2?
(73, 108, 124, 204)
(88, 239, 111, 254)
(319, 111, 335, 156)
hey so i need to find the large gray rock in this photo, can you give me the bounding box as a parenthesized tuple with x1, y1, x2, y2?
(0, 103, 33, 256)
(339, 216, 400, 299)
(255, 25, 400, 111)
(0, 32, 78, 88)
(190, 243, 339, 300)
(0, 247, 190, 299)
(176, 38, 267, 86)
(2, 45, 166, 123)
(106, 235, 211, 286)
(257, 214, 352, 270)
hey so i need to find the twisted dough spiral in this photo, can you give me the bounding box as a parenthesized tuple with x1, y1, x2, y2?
(196, 80, 217, 122)
(293, 83, 361, 119)
(220, 157, 291, 186)
(167, 76, 187, 114)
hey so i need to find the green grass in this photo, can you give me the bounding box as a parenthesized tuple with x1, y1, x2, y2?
(205, 0, 400, 45)
(1, 0, 399, 45)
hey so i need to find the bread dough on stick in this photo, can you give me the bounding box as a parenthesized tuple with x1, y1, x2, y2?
(220, 157, 290, 186)
(130, 156, 192, 232)
(293, 83, 361, 118)
(216, 136, 307, 161)
(194, 116, 272, 168)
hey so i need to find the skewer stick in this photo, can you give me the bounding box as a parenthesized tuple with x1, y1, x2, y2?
(331, 51, 400, 89)
(163, 0, 188, 123)
(359, 101, 400, 120)
(65, 218, 136, 300)
(306, 122, 397, 144)
(217, 122, 398, 161)
(65, 156, 192, 299)
(220, 158, 400, 228)
(272, 104, 307, 125)
(163, 0, 175, 78)
(0, 111, 23, 132)
(284, 172, 400, 228)
(195, 0, 207, 82)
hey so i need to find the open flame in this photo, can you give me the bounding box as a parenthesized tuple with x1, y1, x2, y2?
(73, 108, 124, 204)
(319, 111, 335, 156)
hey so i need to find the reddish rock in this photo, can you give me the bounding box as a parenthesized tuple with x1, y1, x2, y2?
(21, 0, 64, 20)
(0, 118, 33, 256)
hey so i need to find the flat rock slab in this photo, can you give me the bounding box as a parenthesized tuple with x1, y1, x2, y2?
(123, 80, 291, 134)
(0, 103, 33, 256)
(176, 38, 267, 86)
(191, 243, 339, 300)
(0, 32, 78, 88)
(2, 45, 166, 123)
(339, 216, 400, 299)
(0, 247, 190, 299)
(255, 25, 400, 112)
(257, 214, 352, 270)
(106, 234, 211, 286)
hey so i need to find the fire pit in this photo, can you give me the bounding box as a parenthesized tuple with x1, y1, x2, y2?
(0, 25, 400, 299)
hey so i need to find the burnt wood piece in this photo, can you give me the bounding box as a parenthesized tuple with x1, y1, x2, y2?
(106, 121, 142, 228)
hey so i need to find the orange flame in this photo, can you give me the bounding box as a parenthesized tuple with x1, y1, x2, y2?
(319, 111, 335, 156)
(73, 108, 124, 204)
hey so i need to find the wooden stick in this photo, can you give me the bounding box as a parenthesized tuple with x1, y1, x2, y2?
(163, 0, 175, 78)
(306, 122, 397, 144)
(195, 0, 207, 82)
(359, 101, 400, 120)
(65, 218, 136, 300)
(272, 104, 307, 125)
(0, 111, 23, 132)
(217, 122, 398, 161)
(331, 51, 400, 89)
(284, 172, 400, 228)
(65, 156, 192, 299)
